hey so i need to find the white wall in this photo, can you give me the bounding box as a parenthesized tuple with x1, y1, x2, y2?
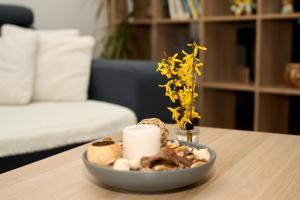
(0, 0, 106, 35)
(0, 0, 109, 56)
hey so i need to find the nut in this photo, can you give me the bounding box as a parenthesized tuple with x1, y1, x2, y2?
(191, 161, 207, 168)
(185, 154, 195, 160)
(153, 164, 176, 171)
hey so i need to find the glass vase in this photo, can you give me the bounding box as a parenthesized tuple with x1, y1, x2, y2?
(176, 127, 199, 144)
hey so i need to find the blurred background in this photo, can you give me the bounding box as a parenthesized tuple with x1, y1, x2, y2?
(0, 0, 300, 135)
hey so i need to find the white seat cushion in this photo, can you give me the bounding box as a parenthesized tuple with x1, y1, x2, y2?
(0, 100, 137, 157)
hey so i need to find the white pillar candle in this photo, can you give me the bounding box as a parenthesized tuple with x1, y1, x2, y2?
(123, 124, 161, 160)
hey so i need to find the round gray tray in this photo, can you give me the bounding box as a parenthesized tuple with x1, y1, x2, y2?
(83, 141, 216, 192)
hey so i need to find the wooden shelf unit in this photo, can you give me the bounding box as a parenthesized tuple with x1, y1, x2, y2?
(110, 0, 300, 134)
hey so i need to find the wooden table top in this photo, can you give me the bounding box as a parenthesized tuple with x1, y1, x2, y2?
(1, 127, 300, 200)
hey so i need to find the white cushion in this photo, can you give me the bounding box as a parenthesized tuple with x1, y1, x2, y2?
(33, 35, 95, 101)
(0, 29, 37, 104)
(0, 24, 81, 104)
(0, 100, 137, 157)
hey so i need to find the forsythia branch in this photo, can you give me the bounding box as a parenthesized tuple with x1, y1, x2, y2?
(156, 42, 207, 129)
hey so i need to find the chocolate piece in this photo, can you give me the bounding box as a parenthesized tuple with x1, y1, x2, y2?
(160, 147, 179, 164)
(153, 164, 176, 171)
(140, 146, 196, 169)
(191, 161, 207, 168)
(141, 147, 179, 168)
(177, 156, 193, 167)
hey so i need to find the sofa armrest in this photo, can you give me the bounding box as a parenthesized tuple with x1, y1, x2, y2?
(88, 59, 172, 122)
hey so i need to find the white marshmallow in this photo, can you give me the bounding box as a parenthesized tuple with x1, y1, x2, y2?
(113, 158, 130, 171)
(129, 158, 141, 170)
(193, 148, 211, 162)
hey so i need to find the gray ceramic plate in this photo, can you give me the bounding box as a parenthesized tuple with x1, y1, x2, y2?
(82, 141, 216, 192)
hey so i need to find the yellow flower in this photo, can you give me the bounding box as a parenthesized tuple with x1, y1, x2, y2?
(160, 81, 178, 103)
(182, 50, 189, 56)
(191, 106, 201, 119)
(178, 88, 192, 108)
(157, 60, 172, 78)
(178, 110, 193, 129)
(195, 62, 204, 76)
(156, 42, 206, 129)
(170, 53, 182, 64)
(174, 80, 182, 87)
(187, 41, 207, 51)
(167, 107, 181, 121)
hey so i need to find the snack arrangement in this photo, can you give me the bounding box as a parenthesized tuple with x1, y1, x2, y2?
(87, 118, 211, 172)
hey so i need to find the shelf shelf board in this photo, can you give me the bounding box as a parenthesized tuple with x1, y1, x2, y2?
(259, 86, 300, 96)
(128, 20, 153, 25)
(155, 18, 199, 24)
(202, 15, 257, 22)
(200, 81, 255, 92)
(261, 13, 300, 20)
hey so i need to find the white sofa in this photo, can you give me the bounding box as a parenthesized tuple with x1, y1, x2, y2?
(0, 5, 168, 162)
(0, 100, 136, 157)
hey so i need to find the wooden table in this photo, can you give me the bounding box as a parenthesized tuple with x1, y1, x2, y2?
(1, 127, 300, 200)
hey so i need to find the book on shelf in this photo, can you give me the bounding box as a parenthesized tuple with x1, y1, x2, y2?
(195, 0, 202, 16)
(167, 0, 202, 20)
(188, 0, 198, 19)
(182, 0, 192, 17)
(168, 0, 177, 19)
(174, 0, 189, 19)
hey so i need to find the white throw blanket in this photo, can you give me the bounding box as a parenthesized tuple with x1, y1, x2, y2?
(0, 100, 137, 157)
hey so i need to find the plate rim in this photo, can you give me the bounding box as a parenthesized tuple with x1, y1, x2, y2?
(82, 140, 216, 174)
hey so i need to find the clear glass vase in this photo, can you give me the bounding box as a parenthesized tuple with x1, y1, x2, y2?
(176, 127, 199, 143)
